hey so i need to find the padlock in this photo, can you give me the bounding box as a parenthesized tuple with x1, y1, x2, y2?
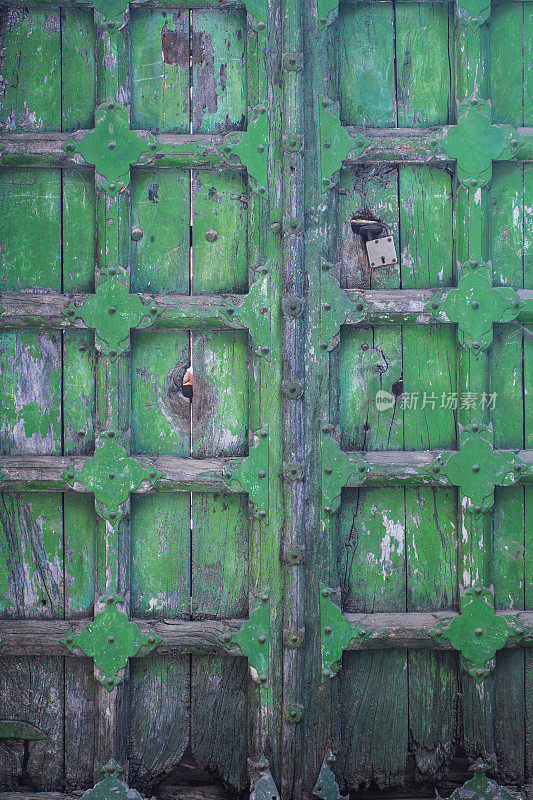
(366, 228, 397, 268)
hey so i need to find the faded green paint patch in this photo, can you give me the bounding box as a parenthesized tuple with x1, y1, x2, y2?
(0, 493, 63, 617)
(0, 332, 62, 454)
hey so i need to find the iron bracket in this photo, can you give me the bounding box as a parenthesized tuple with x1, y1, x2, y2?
(426, 261, 522, 352)
(320, 267, 367, 351)
(428, 421, 517, 514)
(430, 586, 526, 682)
(93, 0, 128, 31)
(223, 269, 271, 357)
(0, 721, 47, 740)
(317, 0, 339, 30)
(430, 97, 522, 188)
(456, 0, 491, 29)
(322, 428, 368, 516)
(220, 103, 269, 195)
(249, 758, 281, 800)
(61, 595, 161, 690)
(224, 428, 269, 520)
(319, 584, 368, 681)
(220, 591, 270, 687)
(80, 760, 143, 800)
(319, 96, 369, 191)
(62, 433, 162, 521)
(313, 750, 348, 800)
(64, 101, 158, 195)
(441, 760, 524, 800)
(243, 0, 267, 30)
(64, 275, 163, 360)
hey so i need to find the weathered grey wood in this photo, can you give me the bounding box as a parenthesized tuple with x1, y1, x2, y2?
(1, 450, 532, 492)
(0, 618, 247, 656)
(2, 128, 532, 169)
(3, 288, 533, 329)
(343, 612, 533, 648)
(0, 292, 247, 330)
(0, 455, 235, 491)
(2, 613, 531, 657)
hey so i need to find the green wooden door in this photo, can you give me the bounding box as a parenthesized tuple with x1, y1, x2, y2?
(0, 0, 531, 798)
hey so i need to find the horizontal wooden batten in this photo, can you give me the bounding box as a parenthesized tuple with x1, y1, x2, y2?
(344, 449, 533, 486)
(2, 129, 532, 170)
(0, 455, 233, 493)
(1, 613, 531, 659)
(0, 618, 246, 657)
(343, 611, 533, 649)
(1, 450, 532, 493)
(0, 291, 246, 330)
(348, 127, 533, 164)
(0, 133, 230, 170)
(2, 288, 533, 329)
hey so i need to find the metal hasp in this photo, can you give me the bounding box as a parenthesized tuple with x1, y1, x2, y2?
(431, 97, 522, 188)
(224, 269, 271, 357)
(319, 584, 368, 681)
(313, 750, 348, 800)
(80, 760, 144, 800)
(63, 101, 157, 195)
(427, 261, 522, 352)
(442, 760, 524, 800)
(220, 103, 270, 195)
(320, 268, 367, 352)
(224, 428, 269, 520)
(220, 591, 270, 687)
(62, 434, 161, 521)
(429, 422, 517, 514)
(64, 275, 163, 360)
(61, 596, 161, 690)
(321, 429, 367, 516)
(0, 721, 46, 740)
(249, 758, 280, 800)
(318, 96, 369, 190)
(430, 586, 525, 682)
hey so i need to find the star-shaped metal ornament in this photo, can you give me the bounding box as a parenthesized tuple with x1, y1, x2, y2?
(430, 422, 517, 513)
(431, 98, 521, 188)
(61, 596, 161, 690)
(65, 276, 163, 360)
(430, 586, 525, 682)
(427, 269, 522, 352)
(64, 102, 157, 195)
(62, 435, 161, 521)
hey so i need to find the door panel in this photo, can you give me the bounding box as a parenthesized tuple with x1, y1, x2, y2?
(0, 0, 532, 797)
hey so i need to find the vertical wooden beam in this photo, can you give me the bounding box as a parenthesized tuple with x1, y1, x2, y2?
(302, 2, 339, 791)
(280, 0, 305, 795)
(243, 0, 284, 779)
(91, 10, 132, 781)
(453, 7, 497, 764)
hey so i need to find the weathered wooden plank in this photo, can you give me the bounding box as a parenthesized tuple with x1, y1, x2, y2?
(2, 612, 532, 655)
(61, 8, 96, 132)
(130, 9, 189, 134)
(396, 3, 452, 127)
(339, 2, 395, 127)
(191, 10, 246, 134)
(0, 660, 64, 791)
(131, 330, 191, 456)
(0, 10, 61, 132)
(190, 153, 249, 788)
(131, 168, 190, 294)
